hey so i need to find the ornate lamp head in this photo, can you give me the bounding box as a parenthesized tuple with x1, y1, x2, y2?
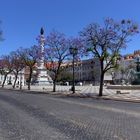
(69, 47, 78, 55)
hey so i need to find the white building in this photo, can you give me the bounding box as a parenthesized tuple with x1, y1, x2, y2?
(0, 69, 25, 87)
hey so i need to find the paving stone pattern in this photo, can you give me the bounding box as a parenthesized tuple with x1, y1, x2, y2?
(28, 85, 140, 101)
(0, 89, 140, 140)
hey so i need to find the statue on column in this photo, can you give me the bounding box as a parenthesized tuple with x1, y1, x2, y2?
(35, 27, 53, 85)
(40, 27, 44, 35)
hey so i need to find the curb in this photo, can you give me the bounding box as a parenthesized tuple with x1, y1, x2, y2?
(0, 88, 70, 95)
(64, 93, 140, 103)
(101, 96, 140, 103)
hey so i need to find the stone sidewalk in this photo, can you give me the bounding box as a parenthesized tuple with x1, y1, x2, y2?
(2, 85, 140, 103)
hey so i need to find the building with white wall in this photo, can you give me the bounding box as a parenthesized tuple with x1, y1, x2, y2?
(0, 69, 25, 87)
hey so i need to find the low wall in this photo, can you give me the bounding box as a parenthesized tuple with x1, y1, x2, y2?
(107, 85, 140, 90)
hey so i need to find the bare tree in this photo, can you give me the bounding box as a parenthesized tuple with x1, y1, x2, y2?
(0, 55, 13, 87)
(10, 51, 25, 88)
(19, 45, 40, 90)
(45, 31, 83, 92)
(45, 31, 70, 92)
(80, 18, 139, 96)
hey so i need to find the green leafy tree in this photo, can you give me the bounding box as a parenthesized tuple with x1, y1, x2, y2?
(115, 61, 136, 84)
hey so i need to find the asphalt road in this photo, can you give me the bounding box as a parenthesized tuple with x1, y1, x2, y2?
(0, 89, 140, 140)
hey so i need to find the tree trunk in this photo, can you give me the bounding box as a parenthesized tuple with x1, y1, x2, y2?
(20, 79, 22, 90)
(2, 74, 7, 88)
(28, 68, 33, 90)
(53, 72, 59, 92)
(53, 80, 56, 92)
(99, 61, 104, 96)
(13, 73, 18, 89)
(99, 71, 104, 96)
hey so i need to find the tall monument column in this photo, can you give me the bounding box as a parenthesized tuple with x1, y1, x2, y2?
(36, 28, 53, 85)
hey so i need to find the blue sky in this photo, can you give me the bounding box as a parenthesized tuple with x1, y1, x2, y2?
(0, 0, 140, 55)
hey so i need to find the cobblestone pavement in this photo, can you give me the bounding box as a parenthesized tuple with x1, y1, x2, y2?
(19, 85, 140, 101)
(5, 85, 140, 100)
(0, 89, 140, 140)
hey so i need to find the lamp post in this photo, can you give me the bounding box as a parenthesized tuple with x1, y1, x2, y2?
(69, 47, 78, 93)
(19, 70, 23, 90)
(135, 56, 140, 72)
(132, 55, 140, 85)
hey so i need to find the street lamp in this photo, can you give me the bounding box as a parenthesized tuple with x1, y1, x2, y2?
(19, 70, 23, 90)
(69, 47, 78, 93)
(135, 56, 140, 72)
(132, 55, 140, 85)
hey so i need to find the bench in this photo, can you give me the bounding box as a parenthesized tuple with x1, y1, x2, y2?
(116, 91, 130, 94)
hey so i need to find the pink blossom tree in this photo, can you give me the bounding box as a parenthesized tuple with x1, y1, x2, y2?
(80, 18, 139, 96)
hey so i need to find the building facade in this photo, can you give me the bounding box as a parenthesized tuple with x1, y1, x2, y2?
(61, 58, 101, 85)
(0, 69, 25, 86)
(113, 50, 140, 84)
